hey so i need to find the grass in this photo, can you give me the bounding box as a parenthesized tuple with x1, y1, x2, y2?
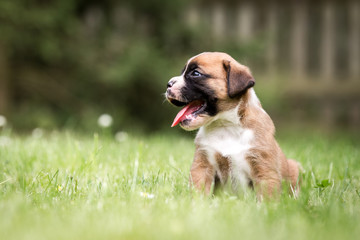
(0, 129, 359, 240)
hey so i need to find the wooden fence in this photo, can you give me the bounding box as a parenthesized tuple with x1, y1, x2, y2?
(183, 1, 359, 80)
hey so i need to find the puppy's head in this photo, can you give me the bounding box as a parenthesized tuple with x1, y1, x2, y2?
(165, 52, 255, 131)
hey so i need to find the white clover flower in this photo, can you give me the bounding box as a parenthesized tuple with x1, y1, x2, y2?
(140, 192, 155, 199)
(32, 128, 44, 138)
(57, 184, 64, 192)
(115, 131, 128, 142)
(98, 114, 113, 128)
(0, 115, 7, 127)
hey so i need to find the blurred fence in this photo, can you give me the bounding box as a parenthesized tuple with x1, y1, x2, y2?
(0, 0, 359, 131)
(182, 1, 359, 79)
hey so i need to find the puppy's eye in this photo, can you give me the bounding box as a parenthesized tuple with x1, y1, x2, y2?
(191, 70, 202, 77)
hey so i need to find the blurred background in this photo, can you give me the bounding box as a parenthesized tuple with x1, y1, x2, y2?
(0, 0, 359, 134)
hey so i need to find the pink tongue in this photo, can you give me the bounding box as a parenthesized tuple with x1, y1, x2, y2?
(171, 101, 202, 127)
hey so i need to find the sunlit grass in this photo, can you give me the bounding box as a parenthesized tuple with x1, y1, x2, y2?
(0, 130, 359, 240)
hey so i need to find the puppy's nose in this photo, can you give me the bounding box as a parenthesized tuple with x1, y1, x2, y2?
(167, 79, 176, 88)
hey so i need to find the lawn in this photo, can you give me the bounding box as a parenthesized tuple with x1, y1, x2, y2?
(0, 130, 359, 240)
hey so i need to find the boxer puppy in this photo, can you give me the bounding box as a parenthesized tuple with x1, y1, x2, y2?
(165, 52, 300, 198)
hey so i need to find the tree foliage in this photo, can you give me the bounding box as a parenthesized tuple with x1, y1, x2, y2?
(0, 0, 207, 131)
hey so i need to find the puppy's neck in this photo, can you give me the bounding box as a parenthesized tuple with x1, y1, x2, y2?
(203, 88, 260, 131)
(239, 88, 262, 111)
(206, 105, 241, 130)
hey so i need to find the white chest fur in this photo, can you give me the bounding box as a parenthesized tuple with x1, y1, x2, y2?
(195, 107, 254, 191)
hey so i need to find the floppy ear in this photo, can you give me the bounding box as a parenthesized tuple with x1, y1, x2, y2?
(223, 60, 255, 98)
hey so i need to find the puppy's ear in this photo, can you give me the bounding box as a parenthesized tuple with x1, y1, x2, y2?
(223, 60, 255, 98)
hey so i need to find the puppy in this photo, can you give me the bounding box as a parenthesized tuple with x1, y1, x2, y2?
(165, 52, 300, 198)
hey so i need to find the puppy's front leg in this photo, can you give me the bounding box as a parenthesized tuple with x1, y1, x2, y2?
(190, 150, 215, 195)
